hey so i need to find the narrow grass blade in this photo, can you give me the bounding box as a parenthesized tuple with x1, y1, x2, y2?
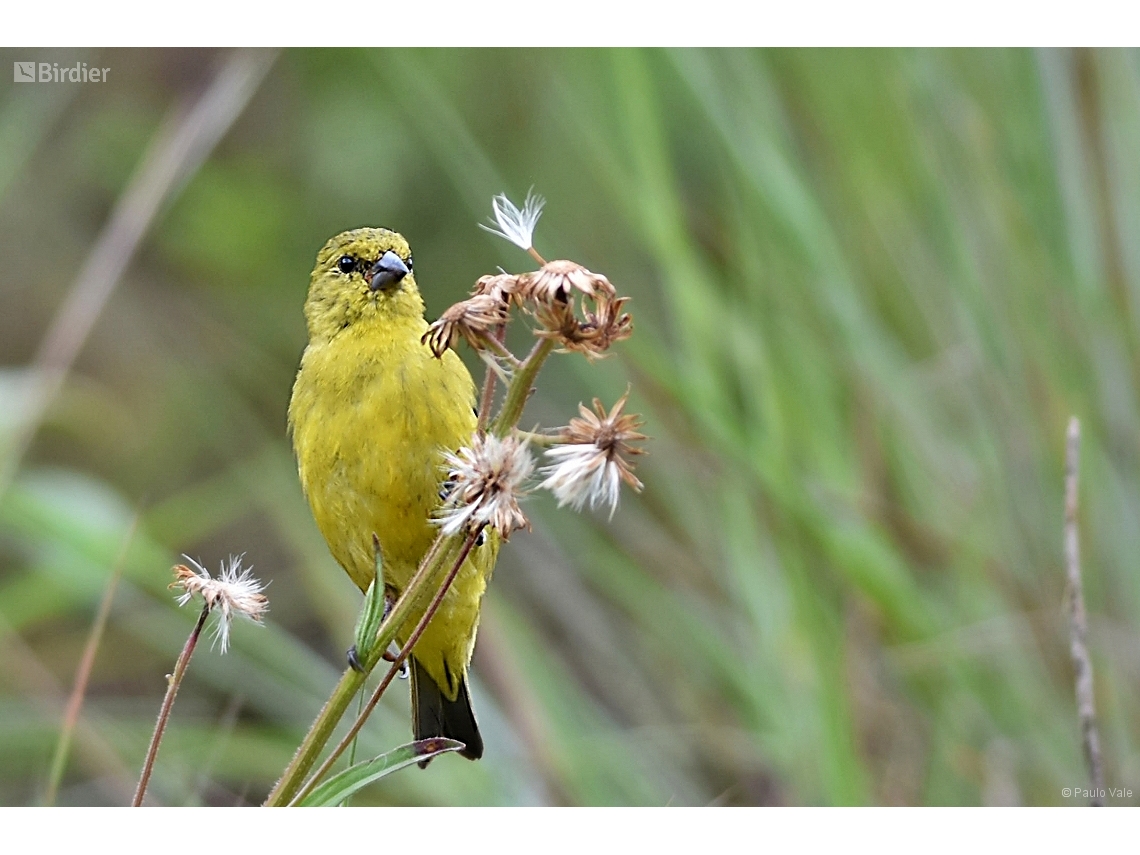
(43, 512, 139, 804)
(298, 738, 464, 807)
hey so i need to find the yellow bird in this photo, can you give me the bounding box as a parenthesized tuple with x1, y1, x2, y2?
(288, 227, 495, 761)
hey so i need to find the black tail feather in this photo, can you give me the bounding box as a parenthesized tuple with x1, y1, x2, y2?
(410, 657, 483, 767)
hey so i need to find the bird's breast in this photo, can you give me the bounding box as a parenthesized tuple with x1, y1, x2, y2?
(290, 322, 477, 591)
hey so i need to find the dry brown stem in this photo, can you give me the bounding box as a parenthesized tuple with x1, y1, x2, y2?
(1064, 416, 1104, 805)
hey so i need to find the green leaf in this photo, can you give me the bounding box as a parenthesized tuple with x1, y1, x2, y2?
(352, 537, 386, 661)
(298, 739, 465, 806)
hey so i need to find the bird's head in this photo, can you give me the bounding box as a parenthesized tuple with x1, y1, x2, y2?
(303, 228, 425, 341)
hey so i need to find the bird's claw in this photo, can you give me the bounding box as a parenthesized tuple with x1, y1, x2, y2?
(346, 645, 365, 673)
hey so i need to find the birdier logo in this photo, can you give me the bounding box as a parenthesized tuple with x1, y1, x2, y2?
(13, 61, 109, 83)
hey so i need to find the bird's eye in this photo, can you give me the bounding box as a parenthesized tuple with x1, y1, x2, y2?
(337, 255, 357, 274)
(406, 255, 413, 272)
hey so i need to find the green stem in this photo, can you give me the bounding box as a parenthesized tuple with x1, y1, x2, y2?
(492, 337, 557, 437)
(478, 326, 517, 366)
(288, 529, 481, 806)
(513, 430, 561, 447)
(477, 349, 513, 386)
(263, 532, 465, 806)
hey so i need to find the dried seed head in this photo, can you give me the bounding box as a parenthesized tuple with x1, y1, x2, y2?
(473, 272, 525, 307)
(536, 294, 633, 359)
(437, 433, 534, 539)
(539, 390, 647, 518)
(423, 295, 510, 357)
(479, 191, 545, 251)
(520, 260, 616, 305)
(171, 556, 268, 652)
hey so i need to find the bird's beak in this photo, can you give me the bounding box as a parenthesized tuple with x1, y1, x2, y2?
(368, 251, 410, 292)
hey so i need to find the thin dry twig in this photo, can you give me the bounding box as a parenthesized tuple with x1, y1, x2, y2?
(132, 604, 211, 807)
(43, 513, 139, 805)
(0, 48, 277, 498)
(475, 327, 506, 433)
(1064, 416, 1104, 805)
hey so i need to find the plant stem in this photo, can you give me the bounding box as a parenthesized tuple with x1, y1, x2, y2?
(132, 603, 210, 807)
(1064, 417, 1104, 805)
(492, 337, 557, 437)
(288, 529, 481, 806)
(475, 336, 500, 435)
(512, 430, 561, 447)
(263, 532, 466, 805)
(477, 349, 513, 386)
(44, 513, 137, 806)
(480, 326, 518, 365)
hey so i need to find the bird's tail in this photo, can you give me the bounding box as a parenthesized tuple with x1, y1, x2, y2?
(410, 657, 483, 767)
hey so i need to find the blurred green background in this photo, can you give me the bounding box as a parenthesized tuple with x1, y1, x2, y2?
(1, 47, 1137, 806)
